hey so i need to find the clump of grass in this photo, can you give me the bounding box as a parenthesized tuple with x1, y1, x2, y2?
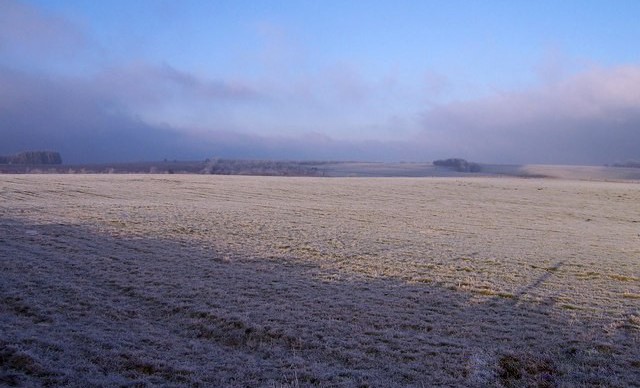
(0, 343, 54, 382)
(117, 353, 192, 383)
(594, 343, 616, 355)
(476, 289, 498, 296)
(499, 355, 523, 380)
(108, 220, 127, 228)
(498, 353, 557, 388)
(609, 274, 639, 282)
(576, 271, 600, 280)
(473, 288, 514, 299)
(622, 292, 640, 299)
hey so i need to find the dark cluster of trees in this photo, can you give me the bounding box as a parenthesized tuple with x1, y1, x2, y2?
(202, 158, 322, 176)
(433, 158, 481, 173)
(611, 160, 640, 168)
(0, 151, 62, 165)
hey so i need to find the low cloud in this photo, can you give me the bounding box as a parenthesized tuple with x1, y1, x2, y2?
(418, 65, 640, 164)
(0, 66, 194, 163)
(3, 63, 640, 165)
(0, 64, 412, 163)
(94, 63, 261, 106)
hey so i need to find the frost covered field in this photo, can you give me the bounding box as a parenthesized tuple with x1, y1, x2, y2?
(1, 174, 639, 387)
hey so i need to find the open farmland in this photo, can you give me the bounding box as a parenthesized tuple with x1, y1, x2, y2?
(1, 175, 639, 387)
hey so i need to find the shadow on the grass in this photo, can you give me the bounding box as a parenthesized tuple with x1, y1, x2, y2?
(1, 218, 638, 387)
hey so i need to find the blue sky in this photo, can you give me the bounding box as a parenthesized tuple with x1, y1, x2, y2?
(2, 0, 640, 163)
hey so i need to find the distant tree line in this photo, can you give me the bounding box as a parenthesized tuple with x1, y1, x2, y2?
(202, 158, 322, 176)
(0, 151, 62, 165)
(611, 160, 640, 168)
(433, 158, 481, 173)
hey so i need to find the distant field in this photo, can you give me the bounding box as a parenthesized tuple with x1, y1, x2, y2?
(4, 159, 640, 181)
(1, 175, 639, 386)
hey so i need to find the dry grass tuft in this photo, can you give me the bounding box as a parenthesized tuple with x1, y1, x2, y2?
(497, 353, 558, 388)
(622, 291, 640, 299)
(0, 342, 60, 385)
(609, 274, 639, 282)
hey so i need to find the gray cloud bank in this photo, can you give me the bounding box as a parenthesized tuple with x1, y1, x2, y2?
(420, 66, 640, 165)
(2, 62, 639, 165)
(0, 64, 412, 163)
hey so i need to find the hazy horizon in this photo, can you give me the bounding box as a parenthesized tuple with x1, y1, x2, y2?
(2, 0, 640, 165)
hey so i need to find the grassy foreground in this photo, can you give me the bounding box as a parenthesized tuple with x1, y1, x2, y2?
(1, 175, 639, 387)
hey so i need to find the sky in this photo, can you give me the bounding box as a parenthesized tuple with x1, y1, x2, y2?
(1, 0, 640, 164)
